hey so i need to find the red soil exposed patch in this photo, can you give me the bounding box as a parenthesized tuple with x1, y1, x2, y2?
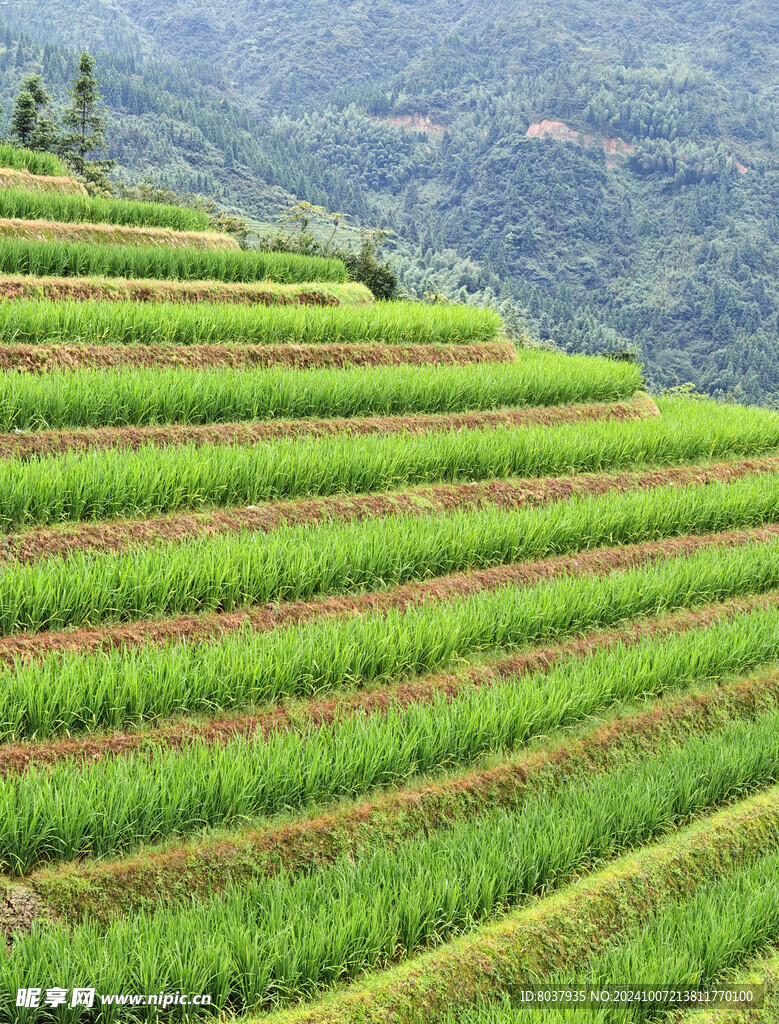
(0, 521, 775, 673)
(0, 396, 657, 461)
(2, 590, 772, 779)
(0, 450, 775, 568)
(0, 342, 518, 374)
(526, 120, 634, 168)
(371, 113, 447, 136)
(388, 113, 446, 135)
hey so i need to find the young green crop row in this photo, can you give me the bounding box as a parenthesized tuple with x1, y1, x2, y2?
(0, 356, 641, 431)
(0, 297, 502, 346)
(0, 398, 774, 530)
(4, 706, 779, 1009)
(2, 468, 779, 636)
(4, 539, 779, 740)
(447, 858, 779, 1024)
(0, 189, 212, 232)
(0, 143, 66, 177)
(0, 237, 348, 284)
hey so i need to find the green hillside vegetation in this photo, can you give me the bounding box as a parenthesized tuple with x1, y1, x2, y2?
(3, 1, 779, 399)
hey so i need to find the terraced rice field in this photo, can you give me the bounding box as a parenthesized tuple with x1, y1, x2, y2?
(0, 176, 778, 1024)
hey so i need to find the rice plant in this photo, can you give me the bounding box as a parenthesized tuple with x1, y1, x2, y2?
(0, 237, 348, 284)
(0, 189, 212, 231)
(2, 469, 779, 636)
(5, 540, 779, 739)
(0, 398, 775, 530)
(0, 297, 501, 346)
(0, 356, 641, 430)
(3, 713, 779, 1008)
(0, 142, 66, 176)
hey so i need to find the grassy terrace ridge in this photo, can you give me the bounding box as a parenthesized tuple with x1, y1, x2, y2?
(0, 397, 775, 529)
(4, 539, 779, 736)
(5, 777, 779, 1016)
(256, 790, 779, 1024)
(0, 236, 348, 282)
(0, 274, 375, 307)
(0, 358, 642, 430)
(0, 216, 238, 251)
(0, 296, 502, 346)
(0, 189, 213, 232)
(0, 143, 66, 177)
(0, 342, 515, 373)
(18, 654, 779, 924)
(446, 864, 779, 1024)
(0, 168, 86, 196)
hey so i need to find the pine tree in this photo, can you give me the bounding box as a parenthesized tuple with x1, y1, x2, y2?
(62, 52, 114, 185)
(10, 91, 37, 147)
(21, 74, 49, 114)
(15, 74, 61, 154)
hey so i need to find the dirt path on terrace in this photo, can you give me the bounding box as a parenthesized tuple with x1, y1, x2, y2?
(0, 521, 775, 671)
(0, 591, 773, 778)
(1, 452, 777, 567)
(0, 217, 237, 250)
(0, 396, 657, 460)
(0, 342, 518, 373)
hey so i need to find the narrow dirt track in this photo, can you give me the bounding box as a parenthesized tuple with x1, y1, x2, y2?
(0, 275, 354, 306)
(0, 396, 657, 461)
(1, 590, 774, 779)
(0, 521, 776, 668)
(0, 450, 777, 567)
(0, 341, 518, 373)
(0, 217, 237, 250)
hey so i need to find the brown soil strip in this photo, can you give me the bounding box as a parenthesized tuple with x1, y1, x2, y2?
(0, 274, 373, 307)
(0, 217, 237, 251)
(0, 449, 776, 568)
(0, 341, 516, 374)
(0, 169, 86, 196)
(0, 396, 657, 461)
(2, 590, 775, 781)
(19, 656, 779, 927)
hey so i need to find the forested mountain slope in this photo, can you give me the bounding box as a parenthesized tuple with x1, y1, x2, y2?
(5, 0, 779, 401)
